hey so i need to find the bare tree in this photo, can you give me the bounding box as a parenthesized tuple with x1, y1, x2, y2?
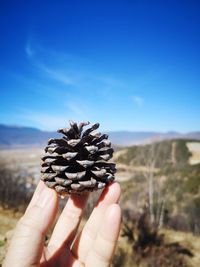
(142, 144, 156, 224)
(139, 141, 170, 228)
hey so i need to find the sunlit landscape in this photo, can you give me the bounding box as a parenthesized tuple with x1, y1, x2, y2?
(1, 0, 200, 266)
(1, 133, 200, 266)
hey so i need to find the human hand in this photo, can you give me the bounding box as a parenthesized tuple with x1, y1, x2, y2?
(3, 181, 121, 267)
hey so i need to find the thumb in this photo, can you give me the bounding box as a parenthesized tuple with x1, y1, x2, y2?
(3, 182, 58, 267)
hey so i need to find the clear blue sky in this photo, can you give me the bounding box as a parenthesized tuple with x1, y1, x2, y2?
(0, 0, 199, 132)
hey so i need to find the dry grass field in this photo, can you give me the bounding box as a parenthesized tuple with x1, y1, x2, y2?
(0, 209, 22, 264)
(0, 147, 42, 168)
(187, 142, 200, 165)
(162, 229, 200, 266)
(0, 148, 43, 184)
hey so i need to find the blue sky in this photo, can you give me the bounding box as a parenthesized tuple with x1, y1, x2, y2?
(0, 0, 199, 132)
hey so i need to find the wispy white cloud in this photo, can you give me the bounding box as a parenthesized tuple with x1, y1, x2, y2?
(39, 64, 76, 86)
(17, 109, 68, 130)
(21, 39, 151, 130)
(66, 102, 89, 119)
(25, 40, 35, 57)
(132, 96, 144, 107)
(24, 39, 124, 92)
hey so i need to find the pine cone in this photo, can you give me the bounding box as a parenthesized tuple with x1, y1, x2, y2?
(41, 121, 116, 195)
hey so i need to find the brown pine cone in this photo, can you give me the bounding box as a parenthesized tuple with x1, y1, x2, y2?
(40, 121, 116, 195)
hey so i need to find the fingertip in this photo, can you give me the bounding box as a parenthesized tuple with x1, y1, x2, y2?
(101, 204, 122, 242)
(108, 181, 121, 195)
(111, 182, 121, 199)
(105, 203, 122, 222)
(97, 182, 121, 207)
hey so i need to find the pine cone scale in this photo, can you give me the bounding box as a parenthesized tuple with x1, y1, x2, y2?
(41, 121, 116, 195)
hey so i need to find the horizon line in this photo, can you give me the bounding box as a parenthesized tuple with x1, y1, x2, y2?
(0, 123, 200, 134)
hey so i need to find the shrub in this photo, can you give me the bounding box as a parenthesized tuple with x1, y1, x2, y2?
(184, 197, 200, 235)
(121, 210, 193, 267)
(0, 161, 33, 211)
(175, 140, 192, 168)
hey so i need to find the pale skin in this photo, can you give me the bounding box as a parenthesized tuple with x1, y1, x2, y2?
(3, 181, 121, 267)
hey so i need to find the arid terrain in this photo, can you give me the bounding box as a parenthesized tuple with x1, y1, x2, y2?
(0, 147, 43, 179)
(1, 140, 200, 266)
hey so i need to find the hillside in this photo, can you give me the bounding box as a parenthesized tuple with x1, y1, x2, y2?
(116, 139, 200, 234)
(115, 139, 200, 167)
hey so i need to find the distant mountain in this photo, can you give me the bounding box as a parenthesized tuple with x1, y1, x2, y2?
(109, 131, 200, 146)
(0, 124, 58, 148)
(0, 124, 200, 148)
(108, 131, 158, 146)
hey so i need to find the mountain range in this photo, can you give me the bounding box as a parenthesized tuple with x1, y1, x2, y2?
(0, 124, 200, 148)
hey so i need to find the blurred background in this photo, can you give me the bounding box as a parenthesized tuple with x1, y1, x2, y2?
(0, 0, 200, 266)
